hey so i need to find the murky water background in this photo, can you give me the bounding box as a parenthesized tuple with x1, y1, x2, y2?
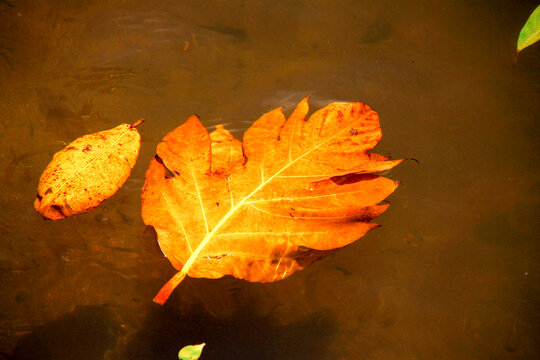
(0, 0, 539, 359)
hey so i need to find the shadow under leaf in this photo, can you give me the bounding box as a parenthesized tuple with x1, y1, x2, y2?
(123, 301, 336, 360)
(13, 305, 119, 360)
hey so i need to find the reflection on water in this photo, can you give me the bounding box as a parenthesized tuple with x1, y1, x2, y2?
(0, 0, 539, 359)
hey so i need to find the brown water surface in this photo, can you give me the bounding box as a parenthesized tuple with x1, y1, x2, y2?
(0, 0, 539, 359)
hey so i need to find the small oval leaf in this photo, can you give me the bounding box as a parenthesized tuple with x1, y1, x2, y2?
(178, 343, 205, 360)
(34, 120, 142, 220)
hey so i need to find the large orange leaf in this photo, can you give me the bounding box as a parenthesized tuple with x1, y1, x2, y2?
(35, 119, 143, 220)
(141, 98, 401, 304)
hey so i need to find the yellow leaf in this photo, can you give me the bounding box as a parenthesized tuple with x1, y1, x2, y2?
(34, 120, 142, 220)
(141, 99, 401, 304)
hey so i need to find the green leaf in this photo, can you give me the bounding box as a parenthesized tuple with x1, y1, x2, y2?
(518, 5, 540, 52)
(178, 343, 205, 360)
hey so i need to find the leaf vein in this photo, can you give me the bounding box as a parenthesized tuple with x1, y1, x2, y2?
(51, 128, 132, 202)
(190, 168, 209, 234)
(171, 115, 360, 285)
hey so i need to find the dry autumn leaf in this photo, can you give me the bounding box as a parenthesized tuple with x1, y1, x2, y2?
(142, 98, 401, 304)
(34, 119, 143, 220)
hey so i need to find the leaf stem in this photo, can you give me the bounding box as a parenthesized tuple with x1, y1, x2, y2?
(153, 271, 187, 305)
(131, 118, 144, 128)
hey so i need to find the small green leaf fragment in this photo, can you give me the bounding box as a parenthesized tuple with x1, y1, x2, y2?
(178, 343, 205, 360)
(518, 5, 540, 52)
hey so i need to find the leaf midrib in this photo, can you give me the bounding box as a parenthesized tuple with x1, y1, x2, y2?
(174, 119, 355, 279)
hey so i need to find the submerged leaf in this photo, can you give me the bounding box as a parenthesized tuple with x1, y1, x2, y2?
(178, 343, 205, 360)
(141, 98, 401, 304)
(518, 5, 540, 52)
(34, 120, 142, 220)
